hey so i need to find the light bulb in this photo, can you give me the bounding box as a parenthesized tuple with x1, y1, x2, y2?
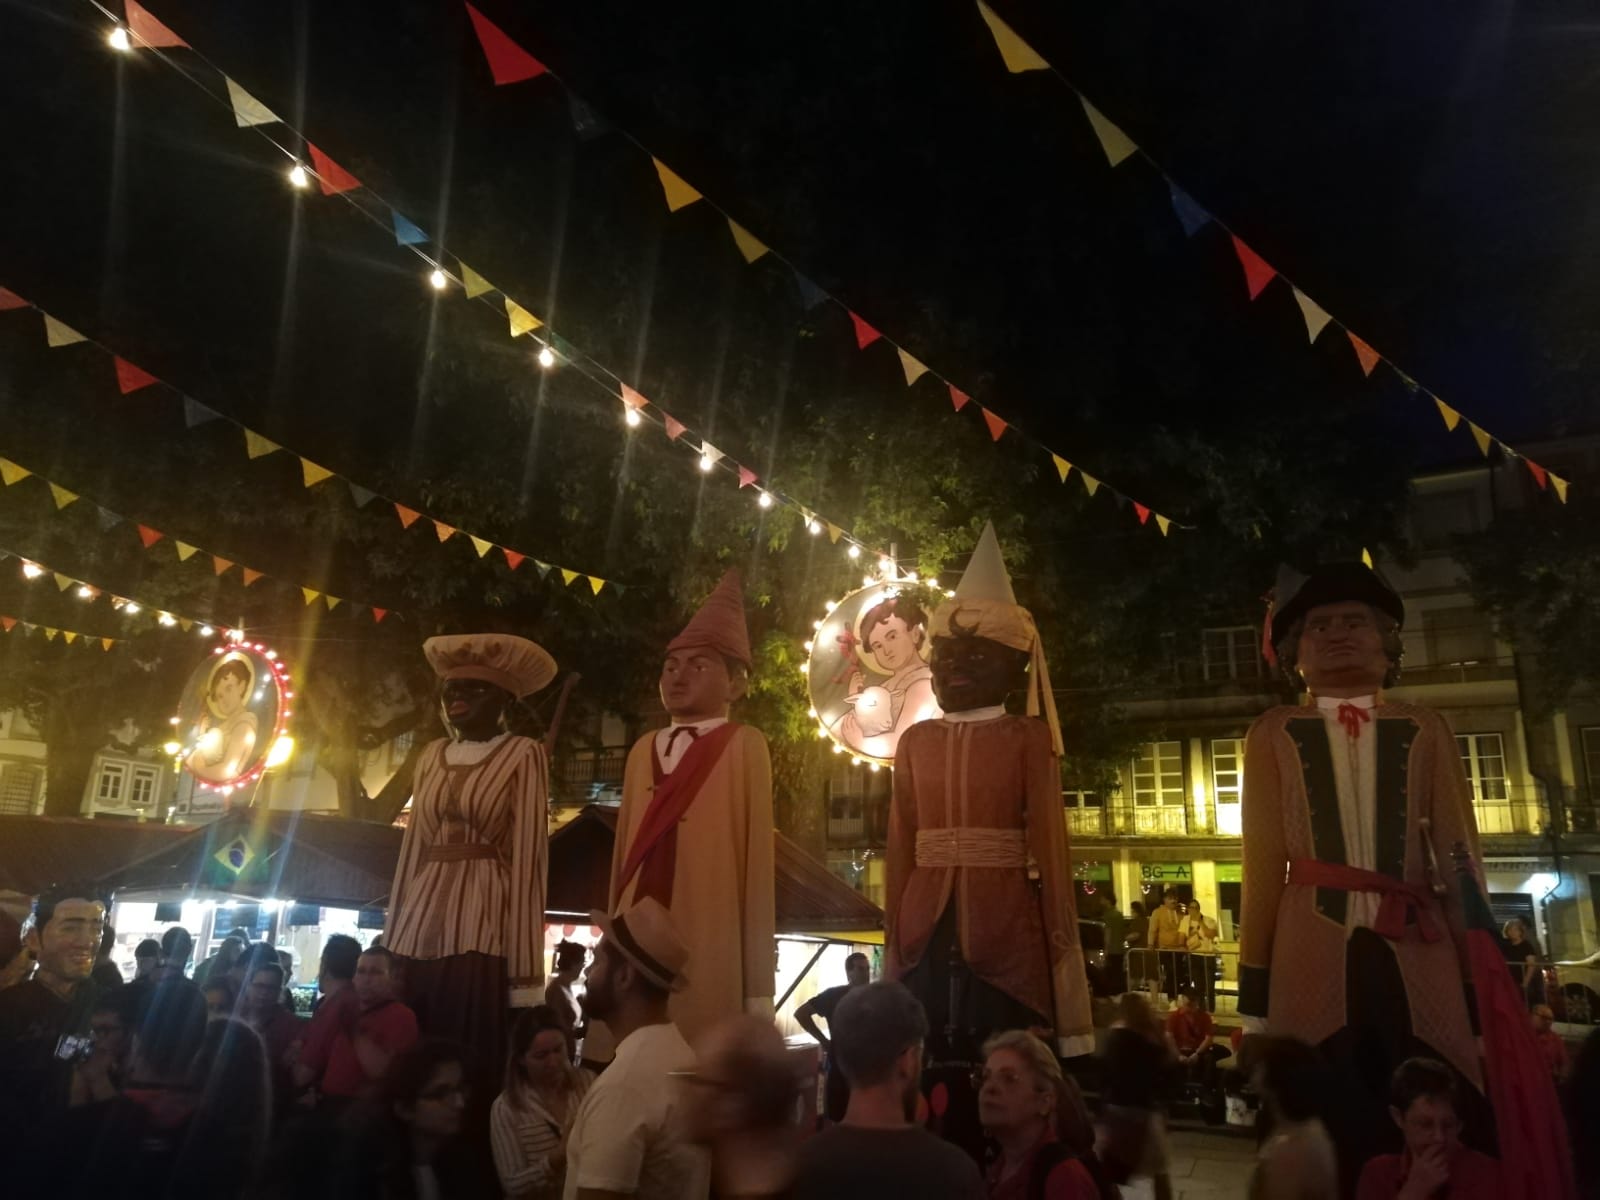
(803, 641, 814, 653)
(907, 571, 918, 582)
(20, 563, 42, 579)
(757, 491, 773, 509)
(807, 519, 821, 535)
(832, 743, 844, 754)
(624, 407, 642, 428)
(288, 163, 309, 189)
(108, 26, 131, 51)
(812, 619, 823, 630)
(699, 454, 714, 472)
(824, 600, 837, 612)
(537, 346, 556, 369)
(862, 575, 874, 587)
(869, 762, 881, 773)
(847, 545, 861, 560)
(75, 585, 93, 599)
(124, 602, 141, 615)
(162, 741, 181, 757)
(199, 625, 214, 637)
(158, 613, 177, 627)
(429, 268, 447, 290)
(806, 707, 818, 718)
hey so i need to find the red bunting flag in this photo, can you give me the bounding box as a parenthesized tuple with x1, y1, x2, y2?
(1525, 458, 1549, 490)
(663, 416, 686, 441)
(371, 607, 388, 623)
(0, 288, 27, 310)
(849, 313, 882, 350)
(737, 466, 758, 489)
(1230, 235, 1277, 300)
(1347, 332, 1380, 377)
(125, 0, 188, 48)
(212, 557, 233, 576)
(307, 144, 361, 196)
(395, 503, 421, 529)
(0, 617, 13, 632)
(620, 383, 647, 411)
(1134, 502, 1151, 525)
(949, 384, 971, 412)
(136, 525, 164, 548)
(463, 3, 548, 84)
(433, 521, 456, 543)
(241, 568, 264, 586)
(981, 408, 1007, 441)
(114, 357, 159, 395)
(503, 549, 526, 571)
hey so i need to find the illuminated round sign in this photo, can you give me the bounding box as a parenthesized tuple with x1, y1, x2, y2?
(173, 640, 293, 792)
(804, 578, 947, 767)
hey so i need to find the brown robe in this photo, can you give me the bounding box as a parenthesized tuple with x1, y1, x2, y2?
(886, 714, 1093, 1050)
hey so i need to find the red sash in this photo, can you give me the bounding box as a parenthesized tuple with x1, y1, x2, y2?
(618, 723, 742, 903)
(1287, 859, 1441, 942)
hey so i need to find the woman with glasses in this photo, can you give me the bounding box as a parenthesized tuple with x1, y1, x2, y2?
(491, 1006, 593, 1199)
(338, 1039, 481, 1200)
(976, 1030, 1116, 1200)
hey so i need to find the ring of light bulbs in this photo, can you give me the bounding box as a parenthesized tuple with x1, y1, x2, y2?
(169, 639, 295, 795)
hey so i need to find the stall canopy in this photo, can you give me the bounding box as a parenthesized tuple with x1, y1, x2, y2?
(0, 815, 190, 897)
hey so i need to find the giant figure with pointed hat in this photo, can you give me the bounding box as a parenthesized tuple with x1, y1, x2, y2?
(886, 523, 1092, 1153)
(607, 569, 776, 1045)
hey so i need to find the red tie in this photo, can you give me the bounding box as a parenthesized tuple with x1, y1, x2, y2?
(1336, 703, 1371, 740)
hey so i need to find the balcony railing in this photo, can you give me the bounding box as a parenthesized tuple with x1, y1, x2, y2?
(1066, 803, 1190, 838)
(555, 747, 628, 803)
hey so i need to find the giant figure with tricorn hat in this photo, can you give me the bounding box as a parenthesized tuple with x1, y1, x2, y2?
(885, 523, 1093, 1154)
(1241, 561, 1574, 1196)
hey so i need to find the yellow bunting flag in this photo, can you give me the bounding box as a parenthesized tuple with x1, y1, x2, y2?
(433, 521, 456, 543)
(48, 483, 78, 509)
(898, 349, 928, 386)
(324, 595, 341, 611)
(301, 587, 320, 605)
(101, 638, 114, 651)
(727, 220, 769, 263)
(301, 459, 334, 487)
(1081, 472, 1101, 497)
(827, 523, 843, 544)
(975, 1, 1049, 73)
(653, 159, 702, 212)
(44, 629, 57, 641)
(470, 536, 493, 558)
(505, 297, 541, 337)
(0, 460, 28, 486)
(224, 77, 281, 128)
(178, 619, 192, 633)
(174, 542, 199, 562)
(1468, 423, 1492, 457)
(560, 568, 578, 586)
(53, 574, 72, 591)
(244, 430, 280, 459)
(62, 631, 77, 644)
(1434, 398, 1461, 432)
(1052, 455, 1072, 483)
(588, 576, 605, 595)
(1361, 548, 1374, 569)
(1155, 515, 1172, 536)
(1551, 474, 1570, 503)
(1292, 288, 1332, 343)
(1079, 97, 1138, 167)
(43, 315, 86, 347)
(459, 262, 494, 298)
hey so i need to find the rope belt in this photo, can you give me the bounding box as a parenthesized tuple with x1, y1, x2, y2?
(1287, 858, 1441, 942)
(420, 842, 501, 864)
(915, 827, 1028, 869)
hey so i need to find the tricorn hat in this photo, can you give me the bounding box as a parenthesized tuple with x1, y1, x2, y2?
(589, 897, 690, 993)
(666, 569, 752, 667)
(1268, 561, 1404, 648)
(423, 633, 557, 698)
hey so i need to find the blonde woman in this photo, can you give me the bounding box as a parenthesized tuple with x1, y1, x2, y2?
(977, 1029, 1115, 1199)
(491, 1006, 593, 1200)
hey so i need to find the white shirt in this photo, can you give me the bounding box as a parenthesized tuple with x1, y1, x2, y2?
(652, 718, 728, 775)
(563, 1022, 709, 1200)
(443, 730, 512, 766)
(1315, 693, 1381, 929)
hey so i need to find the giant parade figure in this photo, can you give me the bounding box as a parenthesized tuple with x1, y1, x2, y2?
(1241, 561, 1572, 1197)
(386, 633, 556, 1098)
(886, 523, 1092, 1151)
(608, 569, 776, 1043)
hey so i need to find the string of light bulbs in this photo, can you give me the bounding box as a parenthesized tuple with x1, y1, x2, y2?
(0, 544, 232, 638)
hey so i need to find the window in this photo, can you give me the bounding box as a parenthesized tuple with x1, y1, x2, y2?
(1583, 728, 1600, 800)
(1412, 490, 1480, 549)
(95, 762, 128, 807)
(129, 767, 159, 810)
(1131, 742, 1184, 807)
(1202, 627, 1262, 682)
(1424, 608, 1495, 667)
(1062, 786, 1104, 837)
(1211, 738, 1244, 836)
(1457, 734, 1508, 802)
(0, 764, 42, 815)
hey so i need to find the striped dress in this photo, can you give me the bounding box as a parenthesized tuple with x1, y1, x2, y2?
(387, 734, 549, 990)
(489, 1070, 593, 1200)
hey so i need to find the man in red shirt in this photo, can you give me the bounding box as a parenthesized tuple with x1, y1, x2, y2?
(1164, 986, 1225, 1095)
(317, 946, 418, 1104)
(291, 934, 362, 1099)
(1355, 1058, 1502, 1199)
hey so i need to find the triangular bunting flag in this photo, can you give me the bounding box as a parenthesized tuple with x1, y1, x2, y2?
(949, 384, 971, 412)
(371, 607, 388, 623)
(241, 568, 263, 586)
(1167, 182, 1210, 237)
(177, 619, 192, 633)
(981, 407, 1008, 441)
(244, 430, 280, 459)
(136, 525, 164, 548)
(1079, 96, 1138, 167)
(588, 576, 605, 595)
(1155, 515, 1172, 536)
(1081, 473, 1101, 497)
(1524, 459, 1548, 490)
(728, 220, 769, 263)
(464, 2, 548, 85)
(1347, 332, 1380, 377)
(1052, 455, 1071, 483)
(433, 521, 456, 543)
(44, 629, 57, 642)
(1134, 502, 1151, 525)
(302, 587, 320, 605)
(560, 568, 578, 586)
(95, 506, 119, 530)
(505, 297, 541, 337)
(52, 574, 72, 591)
(212, 556, 233, 576)
(391, 211, 428, 246)
(347, 482, 376, 507)
(503, 549, 525, 571)
(0, 288, 27, 310)
(102, 638, 114, 650)
(849, 313, 881, 350)
(1361, 548, 1374, 569)
(470, 536, 493, 558)
(395, 504, 421, 529)
(620, 383, 647, 411)
(826, 523, 843, 545)
(663, 416, 686, 441)
(62, 631, 78, 644)
(224, 77, 280, 127)
(793, 272, 827, 310)
(43, 315, 85, 347)
(1230, 235, 1277, 300)
(898, 349, 928, 386)
(1551, 474, 1569, 503)
(568, 94, 606, 140)
(114, 357, 159, 394)
(1434, 398, 1461, 432)
(1112, 491, 1130, 511)
(0, 617, 13, 632)
(700, 442, 724, 466)
(182, 397, 222, 427)
(1292, 289, 1332, 343)
(0, 460, 29, 486)
(48, 483, 78, 510)
(534, 559, 552, 577)
(125, 0, 187, 48)
(652, 159, 701, 212)
(975, 1, 1050, 72)
(1468, 422, 1493, 457)
(324, 595, 341, 611)
(174, 542, 198, 562)
(459, 262, 493, 298)
(300, 459, 333, 487)
(306, 144, 361, 196)
(737, 466, 758, 489)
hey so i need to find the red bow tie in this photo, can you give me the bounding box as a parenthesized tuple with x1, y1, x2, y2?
(1335, 703, 1371, 740)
